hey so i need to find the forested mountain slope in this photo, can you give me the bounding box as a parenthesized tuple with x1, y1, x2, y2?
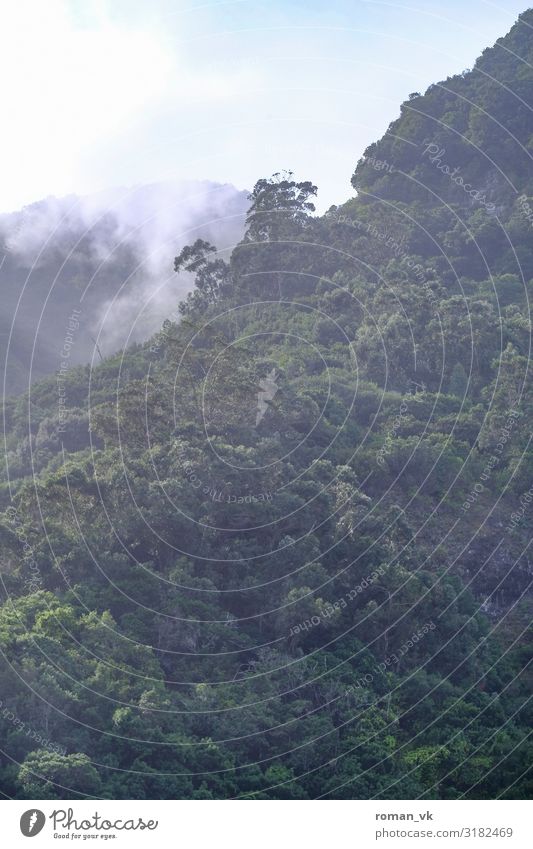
(0, 12, 531, 800)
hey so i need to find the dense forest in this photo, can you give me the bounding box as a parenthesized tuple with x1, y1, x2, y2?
(0, 182, 247, 395)
(0, 11, 532, 800)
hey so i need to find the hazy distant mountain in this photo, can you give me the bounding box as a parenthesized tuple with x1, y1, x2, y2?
(0, 181, 248, 395)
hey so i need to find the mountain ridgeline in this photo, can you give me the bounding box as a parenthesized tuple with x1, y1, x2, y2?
(0, 12, 532, 799)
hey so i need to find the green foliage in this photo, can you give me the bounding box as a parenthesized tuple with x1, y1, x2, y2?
(0, 13, 531, 801)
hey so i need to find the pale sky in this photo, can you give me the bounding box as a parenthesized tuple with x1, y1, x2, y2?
(1, 0, 529, 213)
